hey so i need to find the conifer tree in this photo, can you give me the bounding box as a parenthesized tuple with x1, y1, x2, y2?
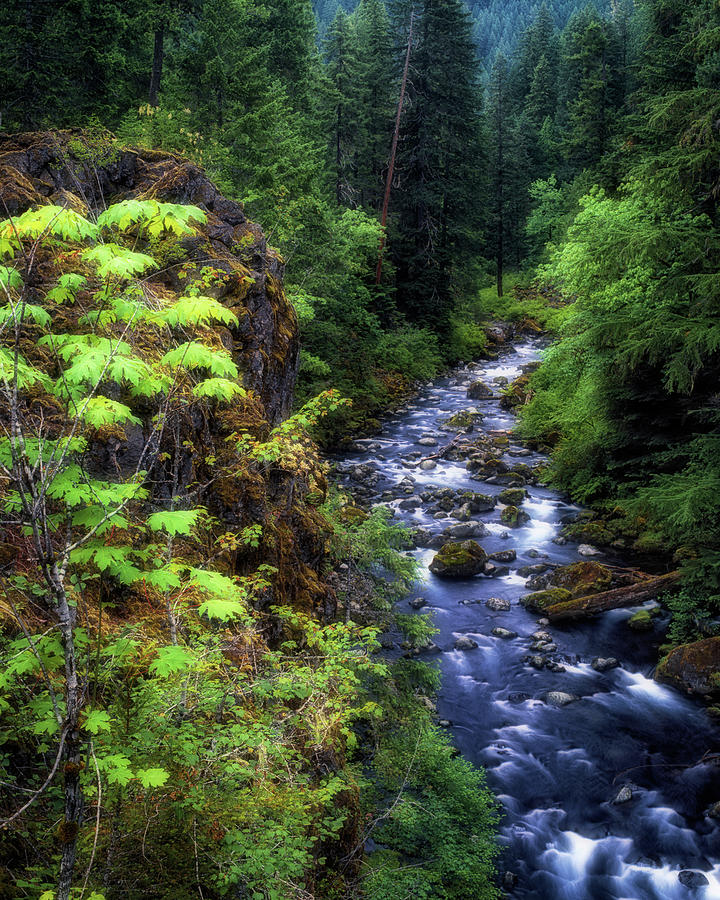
(322, 8, 362, 204)
(391, 0, 484, 325)
(354, 0, 396, 209)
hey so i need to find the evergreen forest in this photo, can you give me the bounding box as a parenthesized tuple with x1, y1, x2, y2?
(0, 0, 719, 897)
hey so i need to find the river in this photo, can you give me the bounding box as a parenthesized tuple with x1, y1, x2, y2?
(334, 337, 720, 899)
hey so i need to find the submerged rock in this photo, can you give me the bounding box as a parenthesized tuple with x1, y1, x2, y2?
(429, 540, 488, 578)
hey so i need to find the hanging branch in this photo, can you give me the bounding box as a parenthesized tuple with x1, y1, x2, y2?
(375, 11, 414, 285)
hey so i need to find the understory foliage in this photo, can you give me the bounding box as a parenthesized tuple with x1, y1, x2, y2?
(0, 195, 498, 898)
(518, 0, 720, 641)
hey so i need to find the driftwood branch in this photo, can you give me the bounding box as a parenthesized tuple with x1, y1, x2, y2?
(545, 570, 681, 621)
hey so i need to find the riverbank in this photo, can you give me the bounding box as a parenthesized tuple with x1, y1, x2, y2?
(333, 335, 720, 898)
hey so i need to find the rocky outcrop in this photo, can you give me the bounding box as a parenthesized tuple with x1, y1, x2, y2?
(0, 130, 298, 423)
(655, 637, 720, 696)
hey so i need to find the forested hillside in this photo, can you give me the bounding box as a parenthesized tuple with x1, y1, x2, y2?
(312, 0, 613, 64)
(2, 0, 720, 896)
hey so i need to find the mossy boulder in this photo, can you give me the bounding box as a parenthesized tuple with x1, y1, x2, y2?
(627, 608, 662, 631)
(550, 561, 613, 598)
(498, 488, 527, 506)
(564, 520, 615, 546)
(429, 541, 488, 579)
(467, 380, 493, 400)
(656, 637, 720, 696)
(500, 505, 530, 528)
(499, 374, 532, 410)
(443, 410, 482, 431)
(521, 588, 573, 612)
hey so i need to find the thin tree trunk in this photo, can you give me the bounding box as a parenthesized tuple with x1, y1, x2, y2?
(54, 571, 84, 900)
(149, 23, 165, 106)
(376, 12, 413, 284)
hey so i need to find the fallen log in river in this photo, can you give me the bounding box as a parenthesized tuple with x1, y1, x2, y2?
(544, 570, 682, 622)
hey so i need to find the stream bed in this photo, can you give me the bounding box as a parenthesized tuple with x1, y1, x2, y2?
(334, 338, 720, 899)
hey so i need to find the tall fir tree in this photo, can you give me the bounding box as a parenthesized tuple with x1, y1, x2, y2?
(391, 0, 485, 325)
(354, 0, 396, 210)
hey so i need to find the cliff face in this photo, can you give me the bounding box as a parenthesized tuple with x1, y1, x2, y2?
(0, 130, 298, 423)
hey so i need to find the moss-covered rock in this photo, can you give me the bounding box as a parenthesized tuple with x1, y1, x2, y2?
(499, 374, 532, 410)
(500, 505, 530, 528)
(467, 380, 493, 400)
(550, 561, 613, 598)
(521, 588, 573, 612)
(442, 409, 482, 431)
(627, 607, 662, 631)
(498, 488, 527, 506)
(563, 520, 615, 546)
(429, 541, 488, 579)
(656, 637, 720, 695)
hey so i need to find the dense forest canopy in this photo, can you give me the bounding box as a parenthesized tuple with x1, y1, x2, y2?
(1, 0, 720, 896)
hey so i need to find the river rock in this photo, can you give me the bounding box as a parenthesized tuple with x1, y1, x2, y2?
(490, 549, 516, 563)
(419, 459, 437, 470)
(412, 528, 434, 548)
(443, 522, 489, 540)
(487, 597, 512, 611)
(706, 801, 720, 818)
(628, 607, 662, 631)
(678, 871, 710, 888)
(452, 502, 474, 520)
(454, 636, 479, 650)
(409, 597, 427, 610)
(501, 505, 531, 528)
(429, 541, 488, 578)
(467, 380, 493, 400)
(525, 575, 549, 591)
(656, 636, 720, 696)
(499, 487, 528, 506)
(398, 495, 423, 509)
(417, 436, 438, 446)
(492, 627, 517, 639)
(531, 631, 553, 643)
(518, 564, 550, 577)
(545, 691, 579, 707)
(528, 655, 546, 669)
(578, 543, 602, 557)
(592, 657, 619, 672)
(612, 784, 634, 804)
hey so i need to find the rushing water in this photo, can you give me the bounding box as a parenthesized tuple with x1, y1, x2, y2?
(334, 338, 720, 899)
